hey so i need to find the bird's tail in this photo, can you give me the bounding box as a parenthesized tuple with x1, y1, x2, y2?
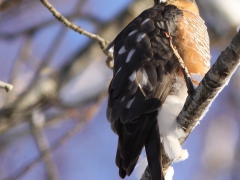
(145, 122, 165, 180)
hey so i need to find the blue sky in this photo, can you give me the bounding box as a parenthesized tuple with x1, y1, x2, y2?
(0, 0, 240, 180)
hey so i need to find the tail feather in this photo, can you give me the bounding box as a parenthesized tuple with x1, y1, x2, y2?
(145, 122, 165, 180)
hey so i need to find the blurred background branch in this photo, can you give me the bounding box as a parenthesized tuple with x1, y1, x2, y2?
(0, 0, 240, 180)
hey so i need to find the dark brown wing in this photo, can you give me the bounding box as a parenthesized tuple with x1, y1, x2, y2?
(106, 4, 183, 179)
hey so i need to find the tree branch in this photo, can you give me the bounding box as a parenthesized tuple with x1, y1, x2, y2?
(141, 31, 240, 179)
(39, 0, 113, 60)
(31, 110, 58, 180)
(21, 1, 239, 179)
(5, 94, 105, 180)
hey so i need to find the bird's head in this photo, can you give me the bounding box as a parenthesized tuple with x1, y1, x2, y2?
(155, 0, 196, 5)
(154, 0, 199, 16)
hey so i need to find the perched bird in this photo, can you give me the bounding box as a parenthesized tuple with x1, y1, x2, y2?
(106, 0, 210, 179)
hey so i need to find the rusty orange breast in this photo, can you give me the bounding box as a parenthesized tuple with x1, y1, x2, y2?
(170, 1, 211, 86)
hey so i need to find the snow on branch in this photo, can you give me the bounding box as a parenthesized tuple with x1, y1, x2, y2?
(0, 81, 13, 92)
(141, 31, 240, 180)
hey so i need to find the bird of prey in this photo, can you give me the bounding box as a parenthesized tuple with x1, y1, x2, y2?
(106, 0, 210, 179)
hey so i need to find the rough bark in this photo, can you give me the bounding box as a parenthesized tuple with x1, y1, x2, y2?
(141, 31, 240, 180)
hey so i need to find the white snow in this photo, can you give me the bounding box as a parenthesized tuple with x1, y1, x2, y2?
(157, 78, 189, 162)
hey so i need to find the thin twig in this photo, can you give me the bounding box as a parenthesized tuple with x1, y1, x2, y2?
(6, 0, 88, 119)
(166, 32, 191, 78)
(39, 0, 112, 58)
(31, 110, 58, 180)
(5, 117, 86, 180)
(166, 32, 194, 93)
(5, 95, 105, 180)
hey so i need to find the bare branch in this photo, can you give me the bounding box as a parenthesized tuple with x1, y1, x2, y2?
(0, 81, 13, 92)
(141, 31, 240, 179)
(39, 0, 112, 58)
(166, 32, 194, 93)
(0, 0, 24, 12)
(5, 94, 105, 180)
(177, 30, 240, 139)
(31, 110, 58, 180)
(5, 116, 87, 180)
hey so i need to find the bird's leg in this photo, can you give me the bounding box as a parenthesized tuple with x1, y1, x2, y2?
(104, 41, 114, 69)
(181, 67, 194, 94)
(165, 32, 194, 94)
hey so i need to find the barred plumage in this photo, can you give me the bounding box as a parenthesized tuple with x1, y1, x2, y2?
(107, 1, 210, 179)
